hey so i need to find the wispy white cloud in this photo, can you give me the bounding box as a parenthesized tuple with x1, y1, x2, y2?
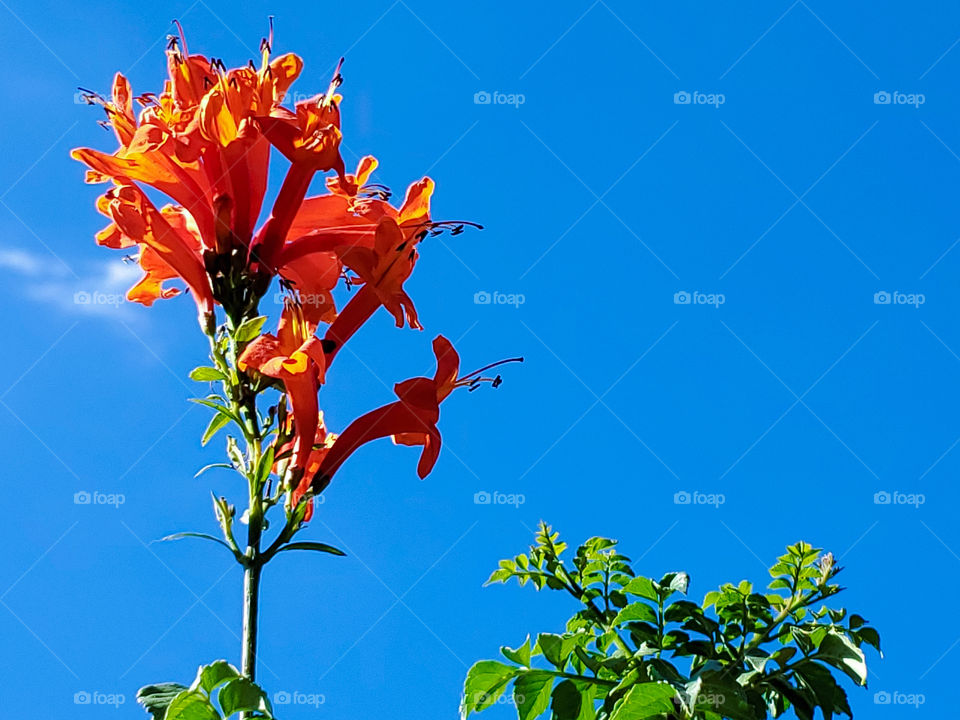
(2, 246, 146, 318)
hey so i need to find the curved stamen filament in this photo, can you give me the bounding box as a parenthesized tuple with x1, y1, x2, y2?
(459, 356, 524, 382)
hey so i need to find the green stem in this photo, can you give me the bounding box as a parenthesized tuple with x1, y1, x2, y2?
(240, 556, 261, 679)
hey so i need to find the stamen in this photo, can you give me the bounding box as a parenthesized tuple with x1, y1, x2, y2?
(172, 19, 189, 56)
(459, 356, 524, 382)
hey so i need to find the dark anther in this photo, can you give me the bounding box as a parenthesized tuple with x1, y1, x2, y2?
(320, 339, 338, 354)
(395, 241, 407, 252)
(166, 35, 179, 51)
(492, 375, 503, 388)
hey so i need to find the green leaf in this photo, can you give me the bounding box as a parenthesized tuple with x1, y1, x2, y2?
(536, 633, 580, 670)
(157, 532, 233, 552)
(256, 445, 275, 486)
(189, 367, 226, 383)
(501, 636, 532, 667)
(277, 542, 346, 556)
(190, 398, 244, 429)
(235, 316, 268, 343)
(855, 626, 882, 655)
(623, 577, 659, 602)
(218, 677, 272, 717)
(613, 602, 658, 626)
(461, 660, 518, 717)
(609, 682, 678, 720)
(818, 631, 868, 685)
(194, 463, 232, 478)
(192, 660, 240, 694)
(163, 690, 221, 720)
(136, 683, 187, 720)
(202, 413, 232, 446)
(550, 680, 583, 720)
(660, 572, 689, 596)
(514, 670, 554, 720)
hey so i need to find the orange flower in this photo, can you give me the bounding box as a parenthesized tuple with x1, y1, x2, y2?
(237, 301, 327, 477)
(268, 172, 435, 358)
(98, 184, 213, 315)
(311, 336, 461, 492)
(71, 24, 336, 314)
(248, 61, 348, 271)
(271, 411, 336, 522)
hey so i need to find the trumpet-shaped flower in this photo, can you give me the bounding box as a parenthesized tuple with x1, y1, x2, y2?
(237, 301, 327, 476)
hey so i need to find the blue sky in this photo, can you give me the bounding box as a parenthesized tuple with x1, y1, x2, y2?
(0, 1, 957, 717)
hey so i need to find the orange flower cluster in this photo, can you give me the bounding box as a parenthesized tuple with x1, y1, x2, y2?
(72, 25, 514, 517)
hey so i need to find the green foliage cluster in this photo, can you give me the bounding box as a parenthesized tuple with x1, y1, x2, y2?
(463, 523, 880, 720)
(138, 661, 274, 720)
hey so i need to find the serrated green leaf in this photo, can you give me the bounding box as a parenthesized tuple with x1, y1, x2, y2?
(550, 680, 583, 720)
(623, 577, 658, 602)
(163, 690, 221, 720)
(461, 661, 518, 717)
(609, 682, 677, 720)
(218, 677, 272, 717)
(613, 602, 658, 626)
(514, 671, 554, 720)
(192, 660, 239, 694)
(501, 636, 531, 667)
(136, 683, 187, 720)
(818, 631, 868, 685)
